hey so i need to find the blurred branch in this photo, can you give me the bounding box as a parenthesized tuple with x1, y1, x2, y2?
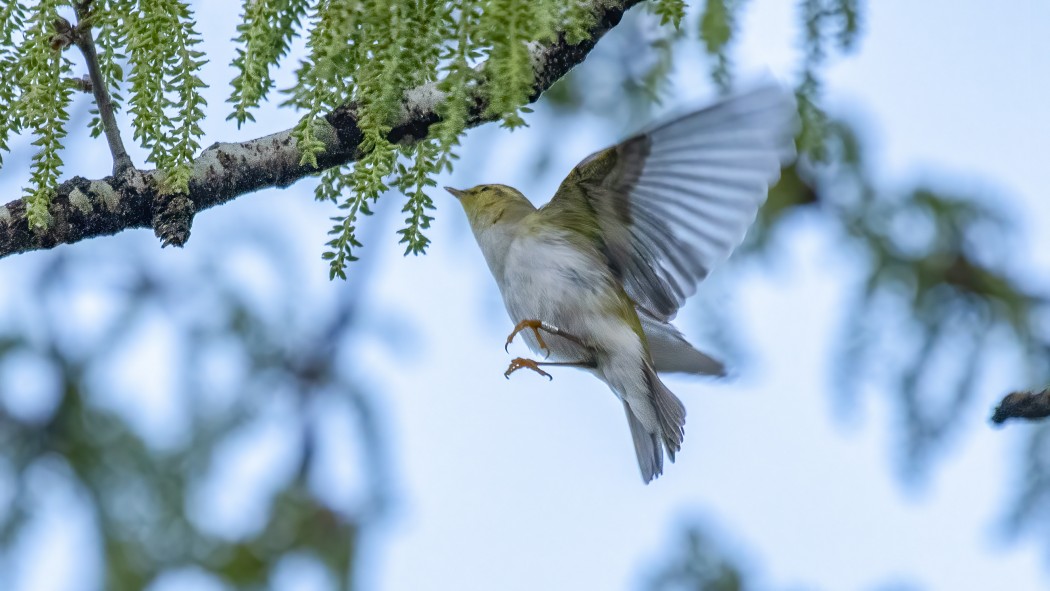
(0, 0, 643, 259)
(992, 389, 1050, 424)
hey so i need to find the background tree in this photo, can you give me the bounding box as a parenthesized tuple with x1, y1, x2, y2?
(0, 0, 1048, 589)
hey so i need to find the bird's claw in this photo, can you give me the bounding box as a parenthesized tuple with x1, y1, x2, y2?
(504, 319, 550, 356)
(504, 357, 553, 381)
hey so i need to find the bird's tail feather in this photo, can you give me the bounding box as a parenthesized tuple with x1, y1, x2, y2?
(624, 401, 662, 483)
(625, 366, 687, 483)
(647, 365, 686, 460)
(640, 310, 726, 376)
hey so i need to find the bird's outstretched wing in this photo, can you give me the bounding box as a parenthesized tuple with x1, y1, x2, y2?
(540, 84, 797, 320)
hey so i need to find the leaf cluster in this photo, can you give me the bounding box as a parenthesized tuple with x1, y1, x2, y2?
(0, 0, 208, 221)
(3, 0, 73, 228)
(268, 0, 603, 278)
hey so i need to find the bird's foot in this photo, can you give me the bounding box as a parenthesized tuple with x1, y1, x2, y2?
(504, 357, 553, 381)
(504, 319, 588, 357)
(503, 358, 599, 380)
(505, 319, 549, 356)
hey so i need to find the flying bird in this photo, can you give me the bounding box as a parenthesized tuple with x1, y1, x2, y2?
(447, 84, 797, 482)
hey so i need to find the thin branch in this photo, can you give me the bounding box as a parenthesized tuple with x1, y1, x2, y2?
(67, 74, 93, 93)
(0, 0, 642, 258)
(991, 389, 1050, 425)
(72, 0, 134, 177)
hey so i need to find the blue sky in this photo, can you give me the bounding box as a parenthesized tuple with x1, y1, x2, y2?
(2, 1, 1049, 590)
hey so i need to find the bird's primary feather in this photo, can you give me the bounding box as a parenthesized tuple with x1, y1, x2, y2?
(541, 84, 797, 321)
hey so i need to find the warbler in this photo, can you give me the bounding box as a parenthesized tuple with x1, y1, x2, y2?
(447, 84, 796, 483)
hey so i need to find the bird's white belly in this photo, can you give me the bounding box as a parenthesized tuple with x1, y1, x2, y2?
(499, 232, 632, 363)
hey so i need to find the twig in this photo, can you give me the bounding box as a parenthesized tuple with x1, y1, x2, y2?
(991, 388, 1050, 424)
(67, 74, 93, 93)
(72, 0, 134, 177)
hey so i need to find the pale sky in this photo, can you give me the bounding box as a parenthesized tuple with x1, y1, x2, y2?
(2, 1, 1049, 591)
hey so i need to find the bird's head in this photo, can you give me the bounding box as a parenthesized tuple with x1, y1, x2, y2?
(445, 184, 534, 230)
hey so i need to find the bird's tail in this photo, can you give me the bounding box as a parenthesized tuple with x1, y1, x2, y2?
(623, 365, 686, 483)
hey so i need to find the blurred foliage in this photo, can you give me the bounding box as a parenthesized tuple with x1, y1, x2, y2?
(643, 523, 925, 591)
(645, 525, 749, 591)
(0, 231, 391, 589)
(1005, 423, 1050, 562)
(542, 0, 1050, 563)
(809, 123, 1049, 479)
(796, 0, 862, 160)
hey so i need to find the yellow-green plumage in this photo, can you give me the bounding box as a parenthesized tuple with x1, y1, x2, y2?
(450, 84, 797, 482)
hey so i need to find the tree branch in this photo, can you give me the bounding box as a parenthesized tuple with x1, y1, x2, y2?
(72, 0, 134, 177)
(992, 389, 1050, 425)
(0, 0, 642, 259)
(67, 74, 93, 93)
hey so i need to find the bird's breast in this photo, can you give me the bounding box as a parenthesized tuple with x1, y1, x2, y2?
(499, 231, 628, 360)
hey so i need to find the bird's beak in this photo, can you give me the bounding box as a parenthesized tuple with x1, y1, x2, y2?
(444, 186, 465, 199)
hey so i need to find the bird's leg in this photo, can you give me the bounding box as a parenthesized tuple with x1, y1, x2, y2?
(504, 358, 598, 381)
(504, 319, 588, 357)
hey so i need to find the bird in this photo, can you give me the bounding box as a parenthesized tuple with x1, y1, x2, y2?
(446, 84, 797, 483)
